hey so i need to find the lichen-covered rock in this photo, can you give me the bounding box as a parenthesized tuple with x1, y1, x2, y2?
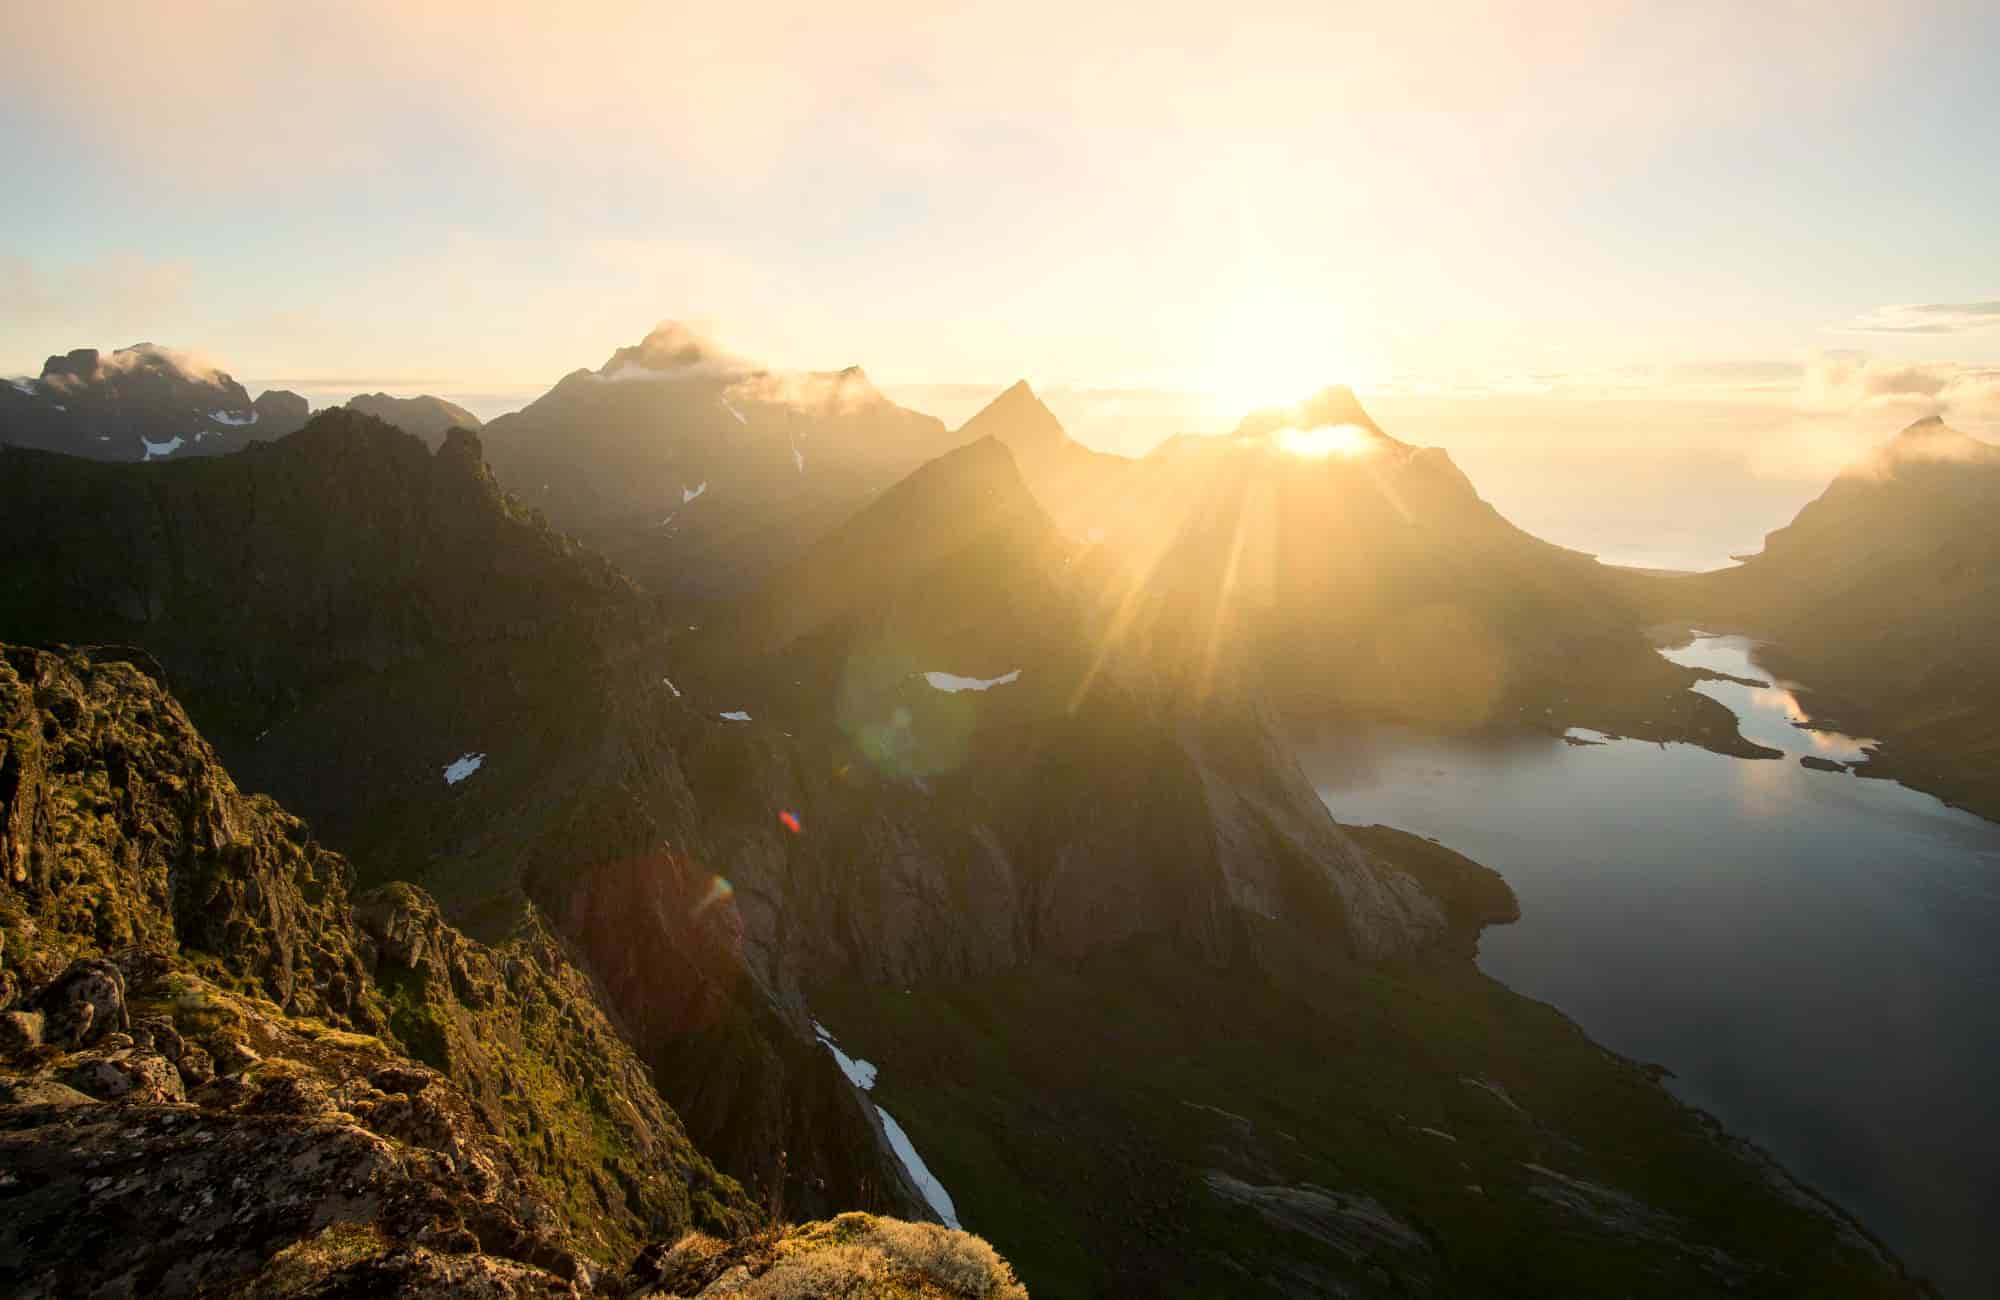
(28, 957, 127, 1048)
(619, 1213, 1027, 1299)
(0, 1008, 42, 1053)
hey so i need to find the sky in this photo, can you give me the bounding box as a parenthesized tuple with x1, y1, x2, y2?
(4, 0, 1998, 567)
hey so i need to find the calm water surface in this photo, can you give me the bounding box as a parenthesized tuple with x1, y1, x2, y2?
(1300, 636, 2000, 1297)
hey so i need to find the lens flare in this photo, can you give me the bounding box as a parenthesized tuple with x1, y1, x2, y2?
(691, 873, 735, 918)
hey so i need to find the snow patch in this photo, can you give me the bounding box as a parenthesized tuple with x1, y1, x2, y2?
(720, 710, 751, 722)
(923, 669, 1022, 694)
(662, 676, 682, 698)
(682, 481, 707, 504)
(209, 408, 259, 426)
(141, 434, 186, 461)
(721, 394, 746, 424)
(792, 439, 804, 473)
(809, 1019, 963, 1227)
(812, 1022, 879, 1090)
(877, 1108, 962, 1228)
(442, 753, 486, 785)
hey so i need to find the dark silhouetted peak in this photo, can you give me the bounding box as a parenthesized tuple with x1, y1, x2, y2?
(437, 423, 487, 474)
(253, 388, 311, 435)
(43, 347, 102, 380)
(958, 378, 1069, 452)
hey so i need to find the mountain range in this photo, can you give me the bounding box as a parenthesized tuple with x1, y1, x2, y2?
(0, 326, 1964, 1296)
(0, 341, 486, 462)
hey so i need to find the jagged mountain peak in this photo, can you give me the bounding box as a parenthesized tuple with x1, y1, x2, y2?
(959, 379, 1067, 449)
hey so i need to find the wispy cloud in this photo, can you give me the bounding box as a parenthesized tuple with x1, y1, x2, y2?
(1830, 300, 2000, 335)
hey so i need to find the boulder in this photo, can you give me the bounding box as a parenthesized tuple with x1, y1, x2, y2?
(0, 1009, 44, 1055)
(29, 958, 128, 1049)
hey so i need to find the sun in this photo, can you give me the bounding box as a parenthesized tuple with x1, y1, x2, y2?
(1276, 423, 1375, 458)
(1207, 290, 1361, 419)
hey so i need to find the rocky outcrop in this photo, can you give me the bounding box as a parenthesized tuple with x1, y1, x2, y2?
(0, 644, 757, 1291)
(619, 1212, 1026, 1299)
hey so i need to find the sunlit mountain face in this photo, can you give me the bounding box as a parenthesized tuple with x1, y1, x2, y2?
(959, 380, 1744, 746)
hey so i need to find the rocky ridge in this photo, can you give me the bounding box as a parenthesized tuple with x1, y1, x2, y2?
(0, 643, 760, 1294)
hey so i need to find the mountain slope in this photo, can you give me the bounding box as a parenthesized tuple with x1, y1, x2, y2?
(346, 391, 484, 446)
(0, 395, 1932, 1297)
(0, 409, 931, 1224)
(981, 384, 1757, 750)
(954, 380, 1136, 540)
(1644, 415, 2000, 816)
(1, 343, 309, 460)
(0, 643, 757, 1293)
(478, 322, 959, 597)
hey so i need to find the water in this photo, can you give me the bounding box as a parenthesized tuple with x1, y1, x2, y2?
(1298, 637, 2000, 1296)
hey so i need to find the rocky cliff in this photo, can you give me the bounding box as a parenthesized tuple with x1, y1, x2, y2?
(0, 643, 758, 1294)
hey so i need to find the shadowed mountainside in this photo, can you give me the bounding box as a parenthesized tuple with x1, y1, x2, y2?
(345, 392, 485, 446)
(1, 343, 308, 462)
(0, 643, 757, 1294)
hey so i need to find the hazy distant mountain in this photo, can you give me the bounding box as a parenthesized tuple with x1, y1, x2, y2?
(478, 322, 958, 596)
(1654, 415, 2000, 816)
(966, 381, 1755, 749)
(0, 342, 308, 460)
(952, 380, 1135, 539)
(344, 391, 482, 446)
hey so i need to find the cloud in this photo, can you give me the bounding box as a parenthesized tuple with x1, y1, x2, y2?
(1830, 300, 2000, 335)
(1791, 354, 1989, 417)
(37, 341, 227, 390)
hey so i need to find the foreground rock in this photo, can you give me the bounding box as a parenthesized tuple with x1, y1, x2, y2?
(0, 644, 759, 1294)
